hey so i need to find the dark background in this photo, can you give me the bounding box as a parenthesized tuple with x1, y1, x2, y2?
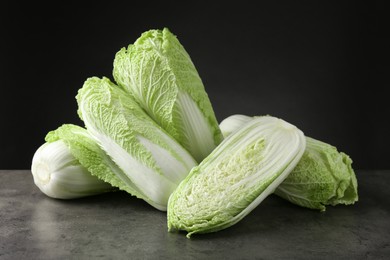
(1, 1, 388, 170)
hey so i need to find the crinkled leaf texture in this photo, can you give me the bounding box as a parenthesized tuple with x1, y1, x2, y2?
(275, 137, 358, 211)
(168, 116, 306, 237)
(219, 114, 358, 211)
(113, 28, 223, 162)
(76, 77, 197, 211)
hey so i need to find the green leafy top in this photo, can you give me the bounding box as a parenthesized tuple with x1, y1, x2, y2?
(275, 137, 358, 211)
(113, 28, 223, 162)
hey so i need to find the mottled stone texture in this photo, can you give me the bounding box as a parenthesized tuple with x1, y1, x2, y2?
(1, 170, 389, 259)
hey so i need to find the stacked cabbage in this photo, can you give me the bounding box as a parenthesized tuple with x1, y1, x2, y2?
(31, 28, 358, 237)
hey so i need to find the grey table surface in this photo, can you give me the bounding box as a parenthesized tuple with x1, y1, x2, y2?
(0, 170, 389, 260)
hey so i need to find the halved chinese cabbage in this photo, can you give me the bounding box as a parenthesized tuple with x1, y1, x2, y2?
(168, 116, 306, 237)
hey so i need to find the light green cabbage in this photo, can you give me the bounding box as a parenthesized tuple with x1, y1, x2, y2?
(168, 116, 306, 237)
(113, 28, 223, 162)
(76, 76, 197, 211)
(219, 114, 358, 211)
(31, 125, 114, 199)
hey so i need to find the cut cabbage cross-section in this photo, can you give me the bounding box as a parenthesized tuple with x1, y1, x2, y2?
(167, 116, 306, 237)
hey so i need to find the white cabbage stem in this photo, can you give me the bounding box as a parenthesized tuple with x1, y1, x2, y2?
(31, 140, 112, 199)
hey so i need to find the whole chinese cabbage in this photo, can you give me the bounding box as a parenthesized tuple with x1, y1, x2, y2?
(113, 28, 223, 162)
(76, 77, 197, 211)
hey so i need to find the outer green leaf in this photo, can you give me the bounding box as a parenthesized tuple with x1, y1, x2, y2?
(168, 116, 306, 237)
(113, 28, 223, 162)
(275, 137, 358, 211)
(76, 76, 197, 211)
(219, 114, 359, 211)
